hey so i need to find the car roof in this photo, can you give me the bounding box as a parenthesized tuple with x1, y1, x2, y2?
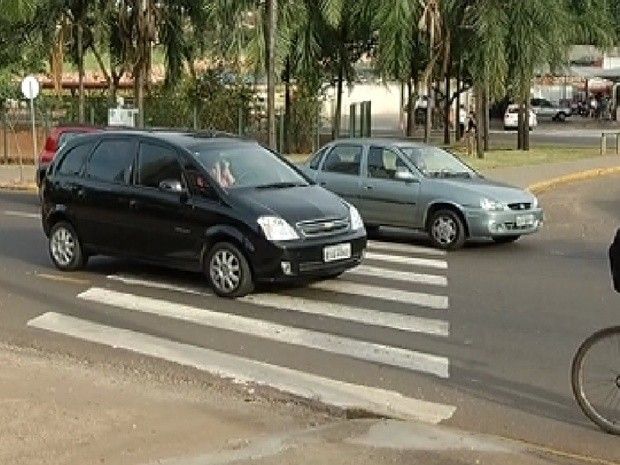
(65, 129, 250, 150)
(329, 137, 428, 148)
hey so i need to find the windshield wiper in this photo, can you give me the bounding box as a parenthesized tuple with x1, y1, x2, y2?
(255, 182, 306, 189)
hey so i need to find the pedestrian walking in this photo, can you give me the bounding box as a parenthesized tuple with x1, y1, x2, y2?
(466, 110, 478, 156)
(458, 105, 466, 140)
(590, 96, 598, 118)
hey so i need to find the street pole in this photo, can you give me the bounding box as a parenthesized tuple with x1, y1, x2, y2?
(267, 0, 277, 150)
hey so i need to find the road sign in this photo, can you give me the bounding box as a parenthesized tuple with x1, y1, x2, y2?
(21, 75, 40, 100)
(20, 75, 40, 181)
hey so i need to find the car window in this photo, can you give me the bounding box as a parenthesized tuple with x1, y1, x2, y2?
(55, 142, 94, 177)
(308, 147, 327, 170)
(190, 142, 309, 190)
(137, 142, 184, 189)
(323, 145, 362, 176)
(58, 131, 85, 148)
(86, 139, 135, 185)
(398, 145, 475, 178)
(367, 147, 412, 180)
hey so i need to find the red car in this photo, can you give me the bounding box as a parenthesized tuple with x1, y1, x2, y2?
(37, 125, 100, 189)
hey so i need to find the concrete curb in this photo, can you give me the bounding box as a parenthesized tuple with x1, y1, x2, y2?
(527, 166, 620, 195)
(0, 182, 37, 192)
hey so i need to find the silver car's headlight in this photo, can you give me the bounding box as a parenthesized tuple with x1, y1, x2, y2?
(257, 216, 299, 241)
(480, 198, 508, 212)
(349, 204, 364, 231)
(532, 196, 539, 209)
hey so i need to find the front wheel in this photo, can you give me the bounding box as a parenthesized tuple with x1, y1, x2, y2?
(206, 242, 254, 298)
(428, 210, 466, 250)
(493, 235, 520, 244)
(48, 221, 87, 271)
(571, 326, 620, 435)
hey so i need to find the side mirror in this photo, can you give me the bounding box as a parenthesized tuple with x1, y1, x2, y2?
(159, 179, 185, 194)
(395, 170, 417, 182)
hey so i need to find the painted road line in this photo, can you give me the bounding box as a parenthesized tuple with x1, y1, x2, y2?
(364, 252, 448, 270)
(3, 210, 41, 219)
(309, 280, 448, 310)
(108, 274, 449, 337)
(242, 294, 449, 337)
(107, 274, 211, 296)
(27, 312, 456, 423)
(367, 240, 446, 257)
(36, 273, 91, 285)
(346, 265, 447, 287)
(78, 287, 449, 378)
(109, 273, 449, 310)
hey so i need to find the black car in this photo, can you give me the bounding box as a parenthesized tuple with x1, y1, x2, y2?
(41, 131, 367, 297)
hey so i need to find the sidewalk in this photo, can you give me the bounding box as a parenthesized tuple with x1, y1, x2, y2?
(0, 343, 595, 465)
(481, 155, 620, 189)
(0, 164, 36, 186)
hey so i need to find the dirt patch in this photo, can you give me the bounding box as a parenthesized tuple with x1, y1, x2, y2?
(0, 343, 329, 465)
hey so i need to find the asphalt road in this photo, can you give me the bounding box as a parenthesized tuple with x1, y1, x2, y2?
(0, 177, 619, 462)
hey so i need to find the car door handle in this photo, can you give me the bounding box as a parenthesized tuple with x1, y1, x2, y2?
(364, 185, 373, 190)
(129, 199, 140, 209)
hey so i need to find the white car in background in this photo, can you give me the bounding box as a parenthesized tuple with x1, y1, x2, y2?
(504, 105, 537, 130)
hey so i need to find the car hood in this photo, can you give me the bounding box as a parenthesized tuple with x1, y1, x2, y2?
(436, 176, 534, 203)
(230, 185, 349, 224)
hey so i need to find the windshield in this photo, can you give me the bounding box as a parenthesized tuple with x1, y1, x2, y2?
(398, 146, 476, 178)
(190, 142, 309, 190)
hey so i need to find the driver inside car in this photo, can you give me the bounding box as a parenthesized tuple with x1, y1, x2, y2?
(210, 157, 236, 188)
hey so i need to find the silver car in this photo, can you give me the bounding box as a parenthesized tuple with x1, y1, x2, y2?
(301, 139, 543, 250)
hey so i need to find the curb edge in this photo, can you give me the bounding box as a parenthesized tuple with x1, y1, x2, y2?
(527, 166, 620, 195)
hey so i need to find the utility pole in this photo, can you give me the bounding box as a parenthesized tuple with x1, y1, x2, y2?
(267, 0, 277, 149)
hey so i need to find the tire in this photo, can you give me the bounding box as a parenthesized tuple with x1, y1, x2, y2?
(556, 112, 567, 122)
(206, 242, 254, 298)
(493, 235, 521, 244)
(365, 225, 380, 235)
(428, 209, 466, 250)
(571, 326, 620, 435)
(48, 221, 87, 271)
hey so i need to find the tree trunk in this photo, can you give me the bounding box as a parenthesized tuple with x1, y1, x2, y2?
(283, 57, 291, 154)
(136, 65, 145, 128)
(77, 21, 85, 124)
(266, 0, 277, 149)
(475, 85, 483, 158)
(483, 79, 490, 151)
(400, 80, 406, 136)
(443, 74, 450, 145)
(517, 101, 524, 150)
(424, 77, 432, 143)
(406, 80, 413, 137)
(333, 62, 344, 139)
(524, 97, 530, 151)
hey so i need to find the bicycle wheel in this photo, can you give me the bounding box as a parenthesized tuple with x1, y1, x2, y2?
(571, 326, 620, 434)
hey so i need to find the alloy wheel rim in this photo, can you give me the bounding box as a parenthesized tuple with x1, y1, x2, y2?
(432, 216, 457, 245)
(210, 249, 241, 293)
(51, 227, 76, 266)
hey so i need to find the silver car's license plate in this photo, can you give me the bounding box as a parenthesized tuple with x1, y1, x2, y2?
(323, 243, 351, 262)
(516, 214, 535, 227)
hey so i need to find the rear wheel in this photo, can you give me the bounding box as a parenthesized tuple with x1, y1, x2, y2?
(571, 326, 620, 435)
(48, 221, 87, 271)
(428, 210, 466, 250)
(493, 235, 521, 244)
(556, 112, 567, 122)
(206, 242, 254, 298)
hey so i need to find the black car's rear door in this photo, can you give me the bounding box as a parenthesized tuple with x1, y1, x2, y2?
(81, 137, 137, 254)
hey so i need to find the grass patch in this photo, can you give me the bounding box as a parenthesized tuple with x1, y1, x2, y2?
(455, 146, 601, 170)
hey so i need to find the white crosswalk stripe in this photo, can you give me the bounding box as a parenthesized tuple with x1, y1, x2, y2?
(107, 274, 449, 336)
(27, 312, 456, 423)
(32, 240, 456, 421)
(346, 264, 447, 287)
(364, 251, 448, 269)
(309, 280, 448, 309)
(78, 287, 449, 378)
(367, 240, 446, 257)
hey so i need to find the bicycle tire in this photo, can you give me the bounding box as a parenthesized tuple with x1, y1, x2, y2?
(571, 326, 620, 435)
